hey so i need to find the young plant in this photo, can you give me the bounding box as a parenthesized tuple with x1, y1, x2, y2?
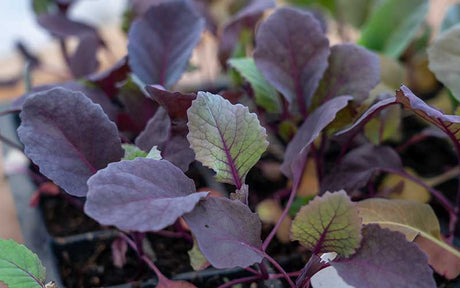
(2, 1, 460, 288)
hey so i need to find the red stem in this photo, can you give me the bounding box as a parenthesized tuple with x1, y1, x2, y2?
(263, 253, 296, 287)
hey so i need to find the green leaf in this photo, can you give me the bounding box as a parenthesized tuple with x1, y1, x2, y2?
(441, 4, 460, 32)
(359, 0, 429, 58)
(187, 92, 268, 187)
(336, 0, 378, 28)
(122, 144, 148, 160)
(357, 198, 440, 240)
(228, 58, 281, 113)
(428, 25, 460, 101)
(290, 190, 362, 257)
(357, 198, 460, 276)
(188, 238, 209, 271)
(0, 239, 46, 288)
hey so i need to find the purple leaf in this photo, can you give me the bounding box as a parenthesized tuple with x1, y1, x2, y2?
(143, 86, 197, 171)
(85, 158, 209, 232)
(218, 0, 275, 66)
(117, 79, 158, 133)
(37, 12, 99, 38)
(312, 44, 380, 108)
(281, 96, 353, 178)
(334, 94, 397, 138)
(183, 197, 263, 268)
(17, 88, 123, 197)
(69, 33, 100, 78)
(254, 7, 330, 116)
(8, 81, 118, 121)
(136, 108, 171, 151)
(87, 56, 131, 98)
(128, 0, 204, 88)
(321, 144, 403, 194)
(396, 85, 460, 149)
(331, 224, 436, 288)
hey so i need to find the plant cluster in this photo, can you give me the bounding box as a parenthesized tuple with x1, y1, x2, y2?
(1, 0, 460, 288)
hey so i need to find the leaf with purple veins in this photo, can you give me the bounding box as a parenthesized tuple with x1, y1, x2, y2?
(331, 224, 436, 288)
(254, 6, 330, 115)
(290, 190, 362, 257)
(84, 158, 209, 232)
(183, 197, 264, 268)
(186, 91, 268, 187)
(18, 88, 123, 197)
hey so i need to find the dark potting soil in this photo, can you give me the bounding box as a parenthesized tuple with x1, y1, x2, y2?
(40, 196, 103, 237)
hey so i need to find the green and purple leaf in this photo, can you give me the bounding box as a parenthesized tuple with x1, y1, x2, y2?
(183, 197, 263, 268)
(254, 7, 330, 115)
(186, 91, 268, 188)
(84, 158, 208, 232)
(128, 0, 204, 87)
(311, 44, 380, 108)
(281, 96, 353, 178)
(18, 88, 123, 197)
(0, 239, 46, 288)
(321, 144, 403, 193)
(331, 224, 436, 288)
(290, 190, 362, 257)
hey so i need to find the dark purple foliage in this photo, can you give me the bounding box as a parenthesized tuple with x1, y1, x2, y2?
(87, 56, 131, 98)
(254, 7, 330, 116)
(331, 225, 436, 288)
(321, 144, 403, 194)
(218, 0, 275, 66)
(85, 158, 209, 231)
(136, 107, 170, 151)
(117, 80, 158, 134)
(281, 96, 353, 178)
(127, 0, 205, 87)
(8, 81, 118, 121)
(140, 86, 197, 171)
(37, 12, 98, 38)
(17, 88, 123, 197)
(69, 33, 100, 78)
(184, 196, 264, 268)
(312, 44, 380, 107)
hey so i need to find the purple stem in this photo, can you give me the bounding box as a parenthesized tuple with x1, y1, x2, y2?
(263, 156, 306, 251)
(216, 275, 263, 288)
(174, 219, 193, 243)
(396, 133, 428, 152)
(382, 168, 455, 214)
(263, 253, 296, 288)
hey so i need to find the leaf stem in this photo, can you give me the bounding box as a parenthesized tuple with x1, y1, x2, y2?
(217, 275, 263, 288)
(263, 253, 296, 287)
(382, 168, 455, 214)
(263, 156, 306, 251)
